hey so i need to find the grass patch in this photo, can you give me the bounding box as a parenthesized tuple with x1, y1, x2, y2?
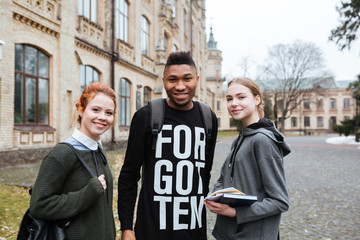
(0, 134, 240, 239)
(217, 130, 239, 139)
(0, 164, 40, 187)
(107, 151, 125, 240)
(0, 151, 125, 240)
(0, 184, 30, 239)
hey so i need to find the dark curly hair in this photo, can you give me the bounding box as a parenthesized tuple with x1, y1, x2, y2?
(163, 51, 197, 75)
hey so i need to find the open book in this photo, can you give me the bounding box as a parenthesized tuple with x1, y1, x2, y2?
(205, 187, 257, 207)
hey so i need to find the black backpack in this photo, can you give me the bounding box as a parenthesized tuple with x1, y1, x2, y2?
(149, 98, 213, 152)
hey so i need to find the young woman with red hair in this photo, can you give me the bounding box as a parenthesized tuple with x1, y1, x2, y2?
(30, 82, 117, 240)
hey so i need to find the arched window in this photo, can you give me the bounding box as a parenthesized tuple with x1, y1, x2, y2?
(116, 0, 129, 42)
(119, 78, 131, 126)
(141, 16, 150, 56)
(143, 86, 151, 106)
(14, 44, 49, 125)
(80, 65, 100, 93)
(78, 0, 98, 23)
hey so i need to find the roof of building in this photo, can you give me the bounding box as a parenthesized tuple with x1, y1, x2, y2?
(335, 80, 354, 89)
(256, 78, 356, 91)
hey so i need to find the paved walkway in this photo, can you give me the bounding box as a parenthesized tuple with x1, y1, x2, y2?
(1, 135, 359, 239)
(207, 135, 360, 239)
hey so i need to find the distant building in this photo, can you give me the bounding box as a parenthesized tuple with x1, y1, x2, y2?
(262, 79, 357, 134)
(0, 0, 218, 167)
(204, 26, 233, 130)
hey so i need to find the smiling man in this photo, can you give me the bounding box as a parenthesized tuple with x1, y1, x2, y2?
(118, 51, 218, 240)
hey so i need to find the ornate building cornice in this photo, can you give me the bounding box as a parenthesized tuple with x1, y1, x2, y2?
(13, 12, 60, 38)
(75, 38, 112, 61)
(117, 58, 158, 79)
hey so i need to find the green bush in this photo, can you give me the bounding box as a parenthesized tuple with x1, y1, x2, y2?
(332, 124, 343, 136)
(332, 117, 358, 137)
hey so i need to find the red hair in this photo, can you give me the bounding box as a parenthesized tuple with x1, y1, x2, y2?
(76, 82, 117, 124)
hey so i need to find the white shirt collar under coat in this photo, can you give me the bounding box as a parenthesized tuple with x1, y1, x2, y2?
(72, 128, 103, 151)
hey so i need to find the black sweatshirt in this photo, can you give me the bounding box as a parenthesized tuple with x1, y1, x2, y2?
(118, 101, 218, 240)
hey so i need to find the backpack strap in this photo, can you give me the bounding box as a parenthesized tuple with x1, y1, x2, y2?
(149, 99, 213, 151)
(60, 142, 97, 178)
(149, 98, 166, 150)
(196, 101, 213, 155)
(197, 101, 213, 143)
(21, 143, 94, 233)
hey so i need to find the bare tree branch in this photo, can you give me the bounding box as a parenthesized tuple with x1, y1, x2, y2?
(259, 40, 333, 132)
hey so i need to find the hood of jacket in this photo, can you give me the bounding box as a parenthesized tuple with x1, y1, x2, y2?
(242, 118, 291, 157)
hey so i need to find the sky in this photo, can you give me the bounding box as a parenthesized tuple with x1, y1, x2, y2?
(205, 0, 360, 82)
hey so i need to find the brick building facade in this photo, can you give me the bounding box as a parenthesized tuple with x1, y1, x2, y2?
(0, 0, 222, 167)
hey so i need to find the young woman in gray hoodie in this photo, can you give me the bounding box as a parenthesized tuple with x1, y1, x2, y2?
(204, 77, 290, 240)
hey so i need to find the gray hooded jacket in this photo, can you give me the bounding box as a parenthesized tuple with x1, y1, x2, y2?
(212, 118, 290, 240)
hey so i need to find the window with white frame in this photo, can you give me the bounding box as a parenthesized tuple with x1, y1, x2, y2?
(330, 98, 337, 109)
(119, 78, 131, 126)
(80, 65, 100, 93)
(304, 116, 310, 127)
(78, 0, 98, 23)
(317, 116, 323, 127)
(141, 16, 150, 56)
(217, 100, 221, 111)
(329, 116, 336, 125)
(14, 44, 49, 125)
(303, 98, 310, 109)
(143, 86, 151, 106)
(344, 98, 350, 109)
(115, 0, 129, 42)
(291, 117, 297, 127)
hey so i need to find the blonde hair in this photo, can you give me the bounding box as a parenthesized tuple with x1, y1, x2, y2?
(228, 77, 264, 118)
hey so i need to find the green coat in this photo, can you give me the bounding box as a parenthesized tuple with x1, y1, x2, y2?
(30, 143, 116, 240)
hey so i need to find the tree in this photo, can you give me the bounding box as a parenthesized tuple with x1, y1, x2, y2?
(260, 40, 332, 133)
(237, 56, 255, 78)
(329, 0, 360, 52)
(348, 74, 360, 141)
(347, 74, 360, 97)
(263, 91, 274, 120)
(231, 118, 243, 133)
(332, 117, 358, 137)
